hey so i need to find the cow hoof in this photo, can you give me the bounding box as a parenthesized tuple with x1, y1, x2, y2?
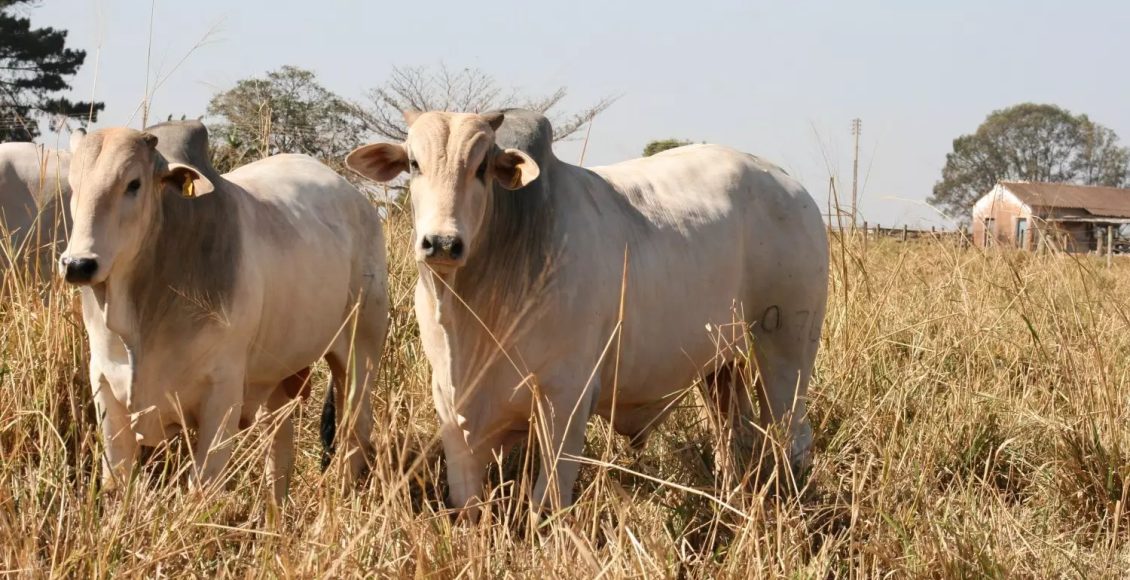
(451, 503, 484, 526)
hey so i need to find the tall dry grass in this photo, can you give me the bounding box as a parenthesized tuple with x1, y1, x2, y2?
(2, 210, 1129, 578)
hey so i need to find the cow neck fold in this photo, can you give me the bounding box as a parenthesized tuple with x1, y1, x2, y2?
(122, 173, 242, 352)
(418, 162, 557, 397)
(457, 163, 556, 323)
(427, 109, 563, 390)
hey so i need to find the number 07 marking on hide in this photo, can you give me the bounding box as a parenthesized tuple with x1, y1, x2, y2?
(758, 306, 822, 343)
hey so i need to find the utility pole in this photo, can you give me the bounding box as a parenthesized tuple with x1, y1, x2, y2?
(851, 118, 862, 228)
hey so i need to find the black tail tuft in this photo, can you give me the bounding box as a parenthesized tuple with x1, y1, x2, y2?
(320, 382, 336, 471)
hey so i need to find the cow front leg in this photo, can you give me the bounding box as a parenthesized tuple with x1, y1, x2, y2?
(190, 378, 243, 491)
(442, 421, 494, 519)
(532, 377, 598, 511)
(93, 372, 138, 490)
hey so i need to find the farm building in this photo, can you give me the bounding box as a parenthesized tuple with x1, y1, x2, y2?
(970, 181, 1130, 252)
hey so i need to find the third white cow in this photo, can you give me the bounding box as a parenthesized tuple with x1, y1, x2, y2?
(0, 132, 80, 271)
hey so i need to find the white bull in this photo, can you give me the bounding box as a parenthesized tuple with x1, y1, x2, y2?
(347, 109, 829, 510)
(0, 133, 80, 270)
(63, 121, 388, 501)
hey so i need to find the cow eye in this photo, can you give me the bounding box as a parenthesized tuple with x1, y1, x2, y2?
(125, 179, 141, 195)
(475, 158, 488, 181)
(409, 159, 420, 173)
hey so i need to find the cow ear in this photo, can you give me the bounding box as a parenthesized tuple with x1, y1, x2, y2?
(162, 162, 215, 198)
(346, 143, 409, 182)
(493, 148, 540, 190)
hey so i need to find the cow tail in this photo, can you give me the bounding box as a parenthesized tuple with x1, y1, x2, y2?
(319, 381, 336, 471)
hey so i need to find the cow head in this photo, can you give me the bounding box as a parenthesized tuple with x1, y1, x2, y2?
(60, 128, 214, 286)
(346, 111, 539, 273)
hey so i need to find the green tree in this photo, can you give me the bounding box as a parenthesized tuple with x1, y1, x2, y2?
(930, 103, 1130, 218)
(206, 66, 367, 172)
(0, 0, 103, 141)
(357, 64, 616, 142)
(643, 138, 691, 157)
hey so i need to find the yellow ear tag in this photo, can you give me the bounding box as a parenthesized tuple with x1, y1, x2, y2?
(181, 175, 195, 198)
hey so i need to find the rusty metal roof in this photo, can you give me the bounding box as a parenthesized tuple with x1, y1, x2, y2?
(1003, 181, 1130, 218)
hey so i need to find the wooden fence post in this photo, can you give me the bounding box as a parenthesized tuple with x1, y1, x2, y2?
(1108, 226, 1114, 269)
(902, 224, 908, 242)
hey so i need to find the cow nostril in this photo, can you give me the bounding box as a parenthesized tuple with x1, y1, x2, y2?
(63, 257, 99, 284)
(421, 234, 464, 261)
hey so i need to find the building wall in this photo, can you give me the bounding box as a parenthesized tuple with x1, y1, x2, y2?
(971, 185, 1030, 248)
(971, 186, 1100, 252)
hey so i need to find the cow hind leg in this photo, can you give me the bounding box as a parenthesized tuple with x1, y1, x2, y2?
(610, 400, 679, 451)
(320, 280, 388, 483)
(702, 361, 761, 477)
(261, 386, 296, 504)
(324, 335, 381, 486)
(750, 322, 819, 485)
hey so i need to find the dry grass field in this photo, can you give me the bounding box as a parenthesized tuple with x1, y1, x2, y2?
(2, 209, 1129, 578)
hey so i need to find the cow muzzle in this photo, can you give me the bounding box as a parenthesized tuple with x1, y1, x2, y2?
(419, 234, 465, 269)
(60, 255, 100, 285)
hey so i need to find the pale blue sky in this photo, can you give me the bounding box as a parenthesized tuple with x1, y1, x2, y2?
(28, 0, 1130, 226)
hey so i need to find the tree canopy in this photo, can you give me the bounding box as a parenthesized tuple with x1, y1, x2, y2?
(355, 64, 615, 142)
(643, 138, 691, 157)
(205, 66, 367, 172)
(0, 0, 102, 141)
(930, 103, 1130, 218)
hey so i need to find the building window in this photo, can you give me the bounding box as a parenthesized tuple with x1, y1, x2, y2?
(1016, 218, 1028, 249)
